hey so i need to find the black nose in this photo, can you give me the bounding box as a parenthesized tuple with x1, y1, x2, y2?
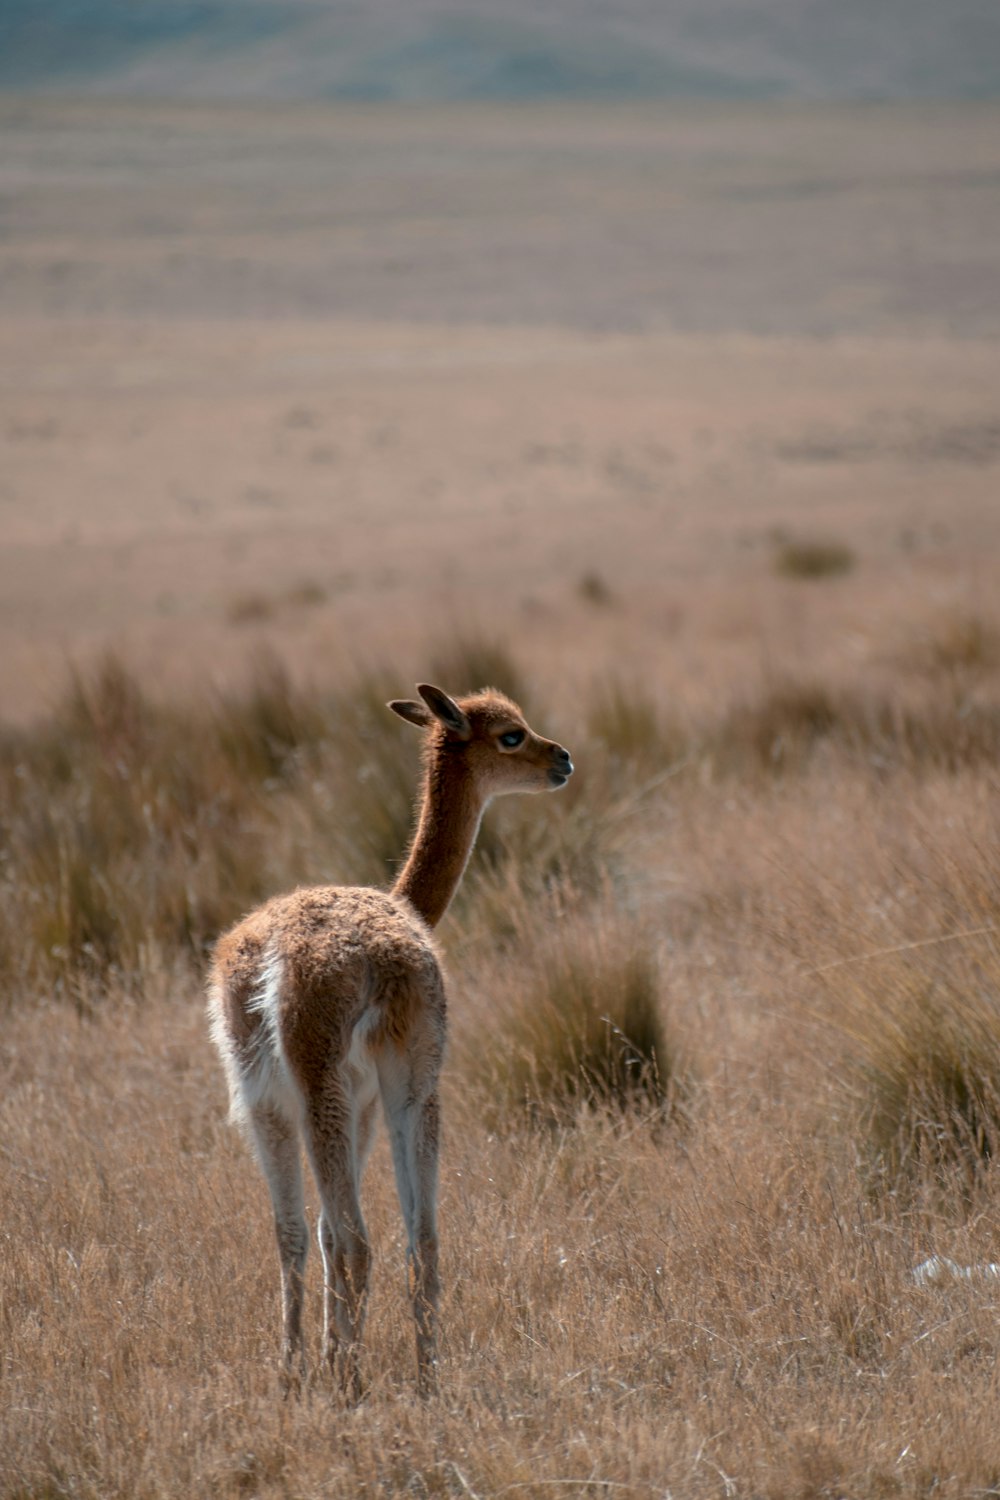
(554, 746, 573, 772)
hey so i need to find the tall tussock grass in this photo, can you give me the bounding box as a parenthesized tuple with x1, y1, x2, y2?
(779, 784, 1000, 1200)
(905, 609, 1000, 679)
(0, 654, 416, 992)
(311, 663, 419, 887)
(586, 675, 687, 776)
(6, 649, 1000, 1000)
(0, 645, 593, 997)
(709, 677, 1000, 777)
(464, 907, 686, 1127)
(427, 635, 530, 710)
(212, 652, 330, 782)
(828, 952, 1000, 1195)
(1, 657, 285, 990)
(772, 534, 856, 579)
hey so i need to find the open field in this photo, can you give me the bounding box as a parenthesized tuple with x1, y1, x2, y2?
(3, 99, 1000, 1497)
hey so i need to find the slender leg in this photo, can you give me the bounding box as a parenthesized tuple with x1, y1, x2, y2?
(408, 1090, 441, 1395)
(247, 1104, 308, 1393)
(306, 1092, 371, 1402)
(378, 1051, 442, 1395)
(356, 1096, 379, 1180)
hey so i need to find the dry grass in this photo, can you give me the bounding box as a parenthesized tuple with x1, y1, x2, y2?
(4, 632, 1000, 1497)
(576, 571, 616, 608)
(907, 611, 1000, 679)
(772, 535, 857, 580)
(709, 678, 1000, 779)
(464, 905, 683, 1125)
(4, 985, 1000, 1498)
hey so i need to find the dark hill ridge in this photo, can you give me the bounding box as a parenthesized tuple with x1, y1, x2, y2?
(2, 0, 999, 101)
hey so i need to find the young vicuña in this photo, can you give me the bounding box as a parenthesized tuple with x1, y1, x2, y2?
(207, 682, 573, 1396)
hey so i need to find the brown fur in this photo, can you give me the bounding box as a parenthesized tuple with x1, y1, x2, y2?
(207, 684, 572, 1396)
(212, 887, 439, 1082)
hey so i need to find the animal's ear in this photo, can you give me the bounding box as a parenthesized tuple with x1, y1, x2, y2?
(417, 683, 472, 739)
(388, 698, 435, 729)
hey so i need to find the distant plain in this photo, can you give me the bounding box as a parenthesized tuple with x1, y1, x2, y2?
(2, 97, 999, 721)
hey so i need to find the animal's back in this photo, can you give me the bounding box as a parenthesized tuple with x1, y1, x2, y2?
(207, 884, 445, 1123)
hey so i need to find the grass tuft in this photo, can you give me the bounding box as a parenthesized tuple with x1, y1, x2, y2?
(467, 911, 684, 1127)
(0, 655, 308, 989)
(711, 680, 843, 773)
(213, 654, 328, 783)
(318, 665, 422, 886)
(911, 610, 1000, 677)
(284, 578, 328, 609)
(226, 592, 274, 624)
(427, 636, 529, 708)
(577, 570, 616, 607)
(710, 678, 1000, 777)
(586, 675, 687, 771)
(854, 977, 1000, 1193)
(773, 536, 856, 579)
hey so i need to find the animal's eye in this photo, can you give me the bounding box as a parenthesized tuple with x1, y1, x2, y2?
(499, 729, 525, 749)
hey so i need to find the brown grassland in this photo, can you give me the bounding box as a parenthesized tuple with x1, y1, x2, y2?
(2, 98, 1000, 1498)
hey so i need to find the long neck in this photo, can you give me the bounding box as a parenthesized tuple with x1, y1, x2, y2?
(391, 755, 486, 928)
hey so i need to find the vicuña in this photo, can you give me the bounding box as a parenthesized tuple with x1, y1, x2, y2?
(208, 682, 573, 1396)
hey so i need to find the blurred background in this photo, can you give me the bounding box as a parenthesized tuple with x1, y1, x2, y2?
(4, 1, 1000, 102)
(2, 0, 999, 722)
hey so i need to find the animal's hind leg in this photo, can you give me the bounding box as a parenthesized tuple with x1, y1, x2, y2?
(306, 1087, 371, 1401)
(378, 1042, 442, 1395)
(247, 1103, 309, 1392)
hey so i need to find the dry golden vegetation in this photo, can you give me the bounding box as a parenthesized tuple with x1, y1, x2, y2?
(5, 625, 1000, 1499)
(771, 535, 856, 581)
(3, 97, 1000, 1499)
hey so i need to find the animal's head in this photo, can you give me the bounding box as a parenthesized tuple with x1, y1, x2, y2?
(388, 683, 573, 798)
